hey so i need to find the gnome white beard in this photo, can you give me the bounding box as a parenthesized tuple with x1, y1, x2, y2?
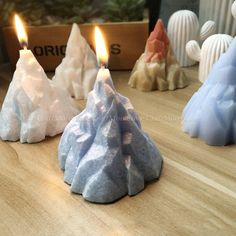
(53, 24, 98, 100)
(0, 50, 78, 143)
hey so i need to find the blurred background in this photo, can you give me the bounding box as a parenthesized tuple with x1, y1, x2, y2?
(0, 0, 199, 64)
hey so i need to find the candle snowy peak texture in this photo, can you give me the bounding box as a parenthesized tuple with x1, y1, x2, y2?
(53, 23, 98, 99)
(58, 69, 163, 203)
(182, 38, 236, 146)
(0, 50, 78, 143)
(128, 19, 188, 91)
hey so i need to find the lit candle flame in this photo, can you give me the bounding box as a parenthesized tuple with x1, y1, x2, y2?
(14, 14, 28, 49)
(95, 26, 108, 67)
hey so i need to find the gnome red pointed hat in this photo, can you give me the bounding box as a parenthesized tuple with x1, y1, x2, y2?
(128, 19, 188, 92)
(145, 20, 170, 62)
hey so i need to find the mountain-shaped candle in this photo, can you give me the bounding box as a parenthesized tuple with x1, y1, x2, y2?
(0, 50, 78, 143)
(59, 68, 163, 203)
(53, 23, 98, 99)
(128, 19, 188, 91)
(182, 38, 236, 146)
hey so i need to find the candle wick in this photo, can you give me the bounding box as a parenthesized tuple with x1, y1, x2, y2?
(100, 61, 107, 69)
(21, 41, 28, 50)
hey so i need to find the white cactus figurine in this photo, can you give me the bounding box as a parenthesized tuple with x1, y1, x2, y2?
(167, 10, 215, 67)
(232, 1, 236, 19)
(186, 34, 233, 83)
(199, 0, 236, 36)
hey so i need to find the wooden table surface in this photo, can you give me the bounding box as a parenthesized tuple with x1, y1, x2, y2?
(0, 65, 235, 236)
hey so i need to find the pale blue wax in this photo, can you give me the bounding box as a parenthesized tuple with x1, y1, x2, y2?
(58, 68, 163, 203)
(182, 38, 236, 146)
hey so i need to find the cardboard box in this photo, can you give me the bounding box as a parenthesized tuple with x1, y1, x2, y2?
(3, 21, 148, 71)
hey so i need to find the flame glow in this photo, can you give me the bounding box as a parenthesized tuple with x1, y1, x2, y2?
(14, 14, 28, 49)
(95, 26, 108, 66)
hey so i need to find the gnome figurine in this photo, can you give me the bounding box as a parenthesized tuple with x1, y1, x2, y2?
(182, 38, 236, 146)
(128, 19, 188, 92)
(53, 23, 98, 99)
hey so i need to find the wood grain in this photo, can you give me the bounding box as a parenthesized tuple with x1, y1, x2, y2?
(0, 65, 235, 236)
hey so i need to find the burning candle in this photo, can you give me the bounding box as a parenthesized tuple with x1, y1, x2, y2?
(53, 23, 98, 100)
(58, 26, 163, 204)
(0, 14, 78, 143)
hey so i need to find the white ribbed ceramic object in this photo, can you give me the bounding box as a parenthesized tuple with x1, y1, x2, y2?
(167, 10, 215, 67)
(186, 34, 233, 83)
(200, 0, 236, 36)
(232, 1, 236, 19)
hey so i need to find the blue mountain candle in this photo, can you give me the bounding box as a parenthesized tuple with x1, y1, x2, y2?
(58, 68, 163, 203)
(182, 38, 236, 146)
